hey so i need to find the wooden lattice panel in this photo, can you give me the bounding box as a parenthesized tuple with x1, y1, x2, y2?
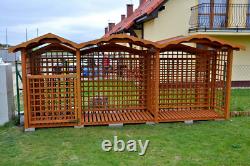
(146, 52, 158, 116)
(159, 51, 212, 111)
(213, 50, 228, 115)
(29, 51, 76, 75)
(79, 49, 151, 124)
(27, 75, 78, 127)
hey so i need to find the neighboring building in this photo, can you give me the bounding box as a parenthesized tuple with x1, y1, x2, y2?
(104, 0, 250, 86)
(0, 49, 20, 62)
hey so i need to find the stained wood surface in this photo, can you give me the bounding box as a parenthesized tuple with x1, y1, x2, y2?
(15, 34, 238, 128)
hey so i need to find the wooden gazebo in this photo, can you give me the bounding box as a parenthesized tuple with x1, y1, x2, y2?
(9, 33, 243, 130)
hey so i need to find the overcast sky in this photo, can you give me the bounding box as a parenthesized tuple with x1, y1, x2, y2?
(0, 0, 139, 45)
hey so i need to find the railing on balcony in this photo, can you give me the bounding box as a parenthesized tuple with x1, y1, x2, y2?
(189, 3, 250, 32)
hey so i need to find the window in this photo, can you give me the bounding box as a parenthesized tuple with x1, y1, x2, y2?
(198, 0, 228, 29)
(247, 0, 250, 27)
(198, 0, 211, 28)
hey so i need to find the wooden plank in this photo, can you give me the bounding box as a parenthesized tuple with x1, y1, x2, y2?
(145, 111, 154, 120)
(130, 112, 138, 121)
(30, 119, 77, 124)
(225, 49, 233, 119)
(104, 112, 109, 122)
(138, 111, 146, 120)
(154, 50, 160, 121)
(93, 112, 97, 123)
(131, 111, 140, 121)
(111, 112, 117, 122)
(76, 49, 82, 125)
(96, 112, 101, 122)
(124, 112, 132, 121)
(100, 112, 104, 122)
(107, 112, 113, 122)
(27, 74, 76, 79)
(89, 113, 93, 123)
(122, 112, 129, 121)
(21, 49, 29, 129)
(116, 112, 123, 121)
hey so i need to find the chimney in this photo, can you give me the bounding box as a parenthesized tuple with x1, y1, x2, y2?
(105, 27, 108, 34)
(108, 23, 115, 31)
(121, 14, 126, 21)
(140, 0, 146, 6)
(127, 4, 133, 17)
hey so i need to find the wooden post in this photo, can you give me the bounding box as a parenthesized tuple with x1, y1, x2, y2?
(76, 49, 82, 125)
(145, 53, 151, 115)
(225, 49, 233, 120)
(21, 49, 29, 129)
(154, 49, 160, 122)
(210, 51, 217, 111)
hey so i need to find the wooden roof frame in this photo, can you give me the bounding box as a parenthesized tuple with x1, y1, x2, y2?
(160, 44, 214, 55)
(80, 43, 149, 55)
(78, 34, 158, 49)
(157, 34, 245, 51)
(30, 43, 76, 56)
(9, 33, 244, 54)
(9, 33, 78, 53)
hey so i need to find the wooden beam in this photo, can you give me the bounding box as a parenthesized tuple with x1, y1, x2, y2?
(76, 49, 82, 125)
(211, 51, 217, 111)
(80, 43, 148, 55)
(225, 49, 233, 119)
(160, 44, 212, 55)
(154, 50, 160, 122)
(21, 49, 29, 129)
(30, 43, 76, 56)
(145, 52, 151, 116)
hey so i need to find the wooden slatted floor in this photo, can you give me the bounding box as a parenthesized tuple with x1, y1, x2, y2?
(158, 110, 223, 122)
(82, 110, 154, 125)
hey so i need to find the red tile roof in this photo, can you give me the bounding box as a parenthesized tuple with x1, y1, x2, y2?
(104, 0, 165, 37)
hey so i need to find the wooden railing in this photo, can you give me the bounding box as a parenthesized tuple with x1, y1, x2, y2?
(189, 3, 250, 32)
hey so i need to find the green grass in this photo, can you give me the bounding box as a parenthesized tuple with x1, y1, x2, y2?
(0, 117, 250, 166)
(231, 89, 250, 111)
(82, 80, 140, 107)
(16, 87, 250, 113)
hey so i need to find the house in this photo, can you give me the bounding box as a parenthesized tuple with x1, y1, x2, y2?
(0, 49, 20, 62)
(104, 0, 250, 87)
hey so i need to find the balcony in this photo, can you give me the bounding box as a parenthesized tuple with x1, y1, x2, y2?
(189, 3, 250, 33)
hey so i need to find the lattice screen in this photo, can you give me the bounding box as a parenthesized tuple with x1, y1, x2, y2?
(27, 75, 77, 127)
(159, 50, 213, 111)
(80, 51, 147, 113)
(213, 50, 228, 115)
(28, 51, 76, 75)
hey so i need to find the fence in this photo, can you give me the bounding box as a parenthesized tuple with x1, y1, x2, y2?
(9, 33, 242, 129)
(232, 65, 250, 87)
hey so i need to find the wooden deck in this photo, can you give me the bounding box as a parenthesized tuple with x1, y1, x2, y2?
(158, 110, 223, 122)
(82, 110, 154, 125)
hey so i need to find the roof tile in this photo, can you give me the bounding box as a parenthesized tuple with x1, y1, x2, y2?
(104, 0, 165, 37)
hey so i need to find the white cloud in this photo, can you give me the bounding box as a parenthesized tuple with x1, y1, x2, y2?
(9, 7, 124, 34)
(1, 0, 140, 44)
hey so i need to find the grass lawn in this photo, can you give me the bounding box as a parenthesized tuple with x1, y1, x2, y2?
(231, 89, 250, 111)
(16, 87, 250, 113)
(0, 117, 250, 166)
